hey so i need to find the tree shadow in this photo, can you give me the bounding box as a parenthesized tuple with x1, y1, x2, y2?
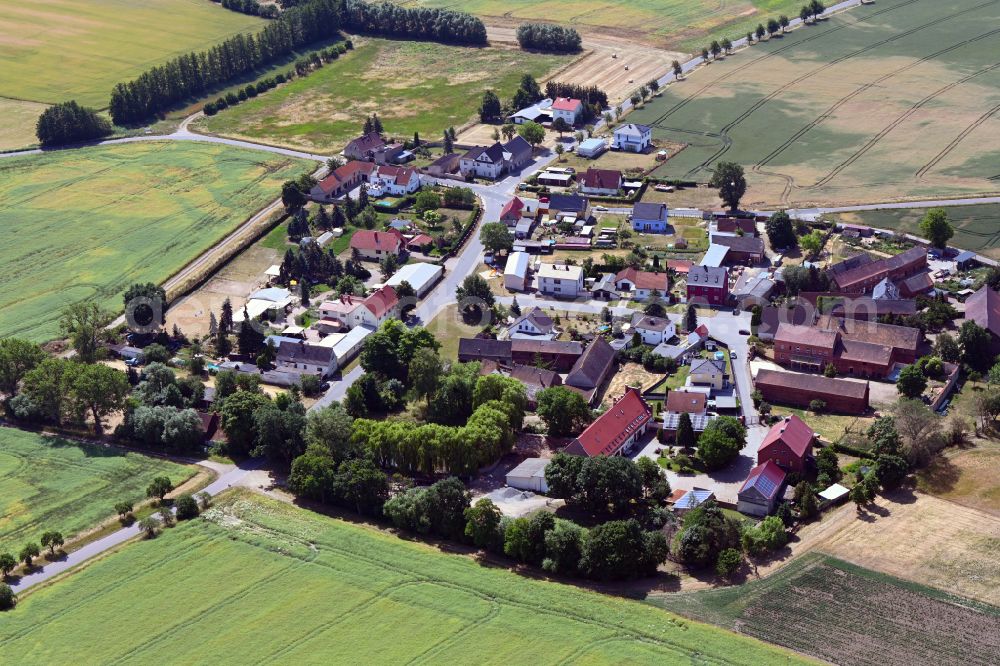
(917, 455, 960, 494)
(44, 550, 68, 563)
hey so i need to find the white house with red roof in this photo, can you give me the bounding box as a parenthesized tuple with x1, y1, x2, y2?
(737, 460, 787, 517)
(350, 229, 403, 261)
(351, 285, 399, 329)
(368, 164, 421, 196)
(578, 168, 623, 196)
(551, 97, 584, 125)
(614, 267, 669, 300)
(564, 387, 652, 457)
(757, 414, 816, 473)
(500, 197, 526, 225)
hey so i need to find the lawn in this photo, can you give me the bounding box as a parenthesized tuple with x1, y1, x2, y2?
(771, 406, 873, 445)
(404, 0, 805, 50)
(831, 204, 1000, 259)
(629, 0, 1000, 207)
(0, 490, 811, 663)
(426, 303, 484, 361)
(653, 553, 1000, 666)
(0, 141, 312, 342)
(197, 38, 569, 152)
(0, 427, 193, 555)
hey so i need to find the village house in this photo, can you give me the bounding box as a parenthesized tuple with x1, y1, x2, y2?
(633, 315, 676, 346)
(504, 135, 534, 171)
(546, 193, 590, 220)
(829, 247, 928, 293)
(500, 197, 526, 226)
(536, 263, 585, 298)
(710, 234, 764, 265)
(963, 286, 1000, 353)
(614, 267, 669, 300)
(686, 265, 729, 306)
(508, 307, 555, 339)
(275, 340, 337, 378)
(564, 336, 616, 404)
(631, 202, 669, 233)
(551, 97, 584, 125)
(773, 316, 919, 378)
(564, 387, 652, 457)
(612, 123, 652, 152)
(754, 369, 869, 414)
(319, 286, 399, 330)
(343, 131, 386, 161)
(737, 460, 786, 517)
(512, 339, 583, 372)
(310, 160, 375, 202)
(350, 229, 403, 261)
(578, 168, 622, 196)
(509, 364, 562, 409)
(368, 164, 421, 196)
(758, 414, 816, 473)
(460, 143, 506, 179)
(713, 217, 757, 235)
(425, 152, 462, 177)
(689, 357, 725, 389)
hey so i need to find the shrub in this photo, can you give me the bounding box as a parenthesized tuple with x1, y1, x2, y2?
(715, 548, 742, 578)
(174, 494, 200, 520)
(0, 583, 15, 610)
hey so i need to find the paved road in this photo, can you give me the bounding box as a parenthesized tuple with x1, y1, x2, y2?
(10, 460, 256, 593)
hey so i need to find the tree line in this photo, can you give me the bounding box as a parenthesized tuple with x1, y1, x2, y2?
(212, 0, 279, 18)
(341, 0, 486, 45)
(35, 101, 113, 147)
(109, 0, 344, 124)
(516, 23, 581, 53)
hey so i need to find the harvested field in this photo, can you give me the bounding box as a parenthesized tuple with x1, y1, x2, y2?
(0, 490, 811, 664)
(629, 0, 1000, 207)
(0, 0, 263, 109)
(830, 204, 1000, 259)
(917, 440, 1000, 517)
(0, 141, 311, 341)
(0, 426, 194, 555)
(407, 1, 805, 51)
(197, 38, 568, 153)
(0, 98, 49, 151)
(656, 553, 1000, 666)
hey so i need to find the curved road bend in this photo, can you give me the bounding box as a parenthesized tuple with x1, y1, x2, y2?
(10, 460, 256, 593)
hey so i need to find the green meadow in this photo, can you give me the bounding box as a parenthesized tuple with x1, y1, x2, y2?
(0, 141, 312, 341)
(2, 491, 811, 664)
(197, 38, 569, 152)
(0, 427, 193, 555)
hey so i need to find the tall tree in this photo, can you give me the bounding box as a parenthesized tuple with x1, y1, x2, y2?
(60, 302, 112, 363)
(479, 90, 502, 122)
(0, 338, 46, 396)
(765, 210, 797, 249)
(918, 208, 954, 249)
(709, 161, 747, 211)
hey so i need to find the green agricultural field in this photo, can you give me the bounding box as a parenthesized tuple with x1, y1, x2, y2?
(0, 0, 263, 107)
(629, 0, 1000, 208)
(197, 38, 569, 152)
(402, 0, 804, 49)
(0, 141, 312, 342)
(0, 0, 264, 148)
(654, 553, 1000, 666)
(1, 490, 812, 663)
(831, 204, 1000, 259)
(0, 427, 193, 555)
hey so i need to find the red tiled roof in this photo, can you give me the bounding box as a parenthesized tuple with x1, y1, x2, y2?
(500, 197, 525, 219)
(581, 168, 622, 190)
(375, 164, 417, 186)
(315, 160, 375, 194)
(567, 388, 651, 457)
(615, 266, 669, 291)
(832, 247, 926, 291)
(775, 323, 837, 350)
(551, 97, 582, 111)
(351, 230, 402, 252)
(347, 131, 385, 152)
(754, 369, 869, 400)
(407, 234, 434, 248)
(759, 414, 815, 458)
(664, 390, 707, 414)
(363, 286, 398, 318)
(738, 460, 786, 498)
(667, 259, 693, 274)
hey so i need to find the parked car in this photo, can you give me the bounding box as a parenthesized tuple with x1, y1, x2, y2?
(594, 205, 608, 212)
(738, 329, 750, 336)
(730, 351, 737, 359)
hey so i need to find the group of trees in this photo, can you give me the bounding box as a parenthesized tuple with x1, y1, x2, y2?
(212, 0, 279, 18)
(545, 453, 671, 514)
(515, 23, 582, 52)
(204, 72, 287, 116)
(35, 101, 113, 147)
(692, 416, 747, 469)
(545, 81, 607, 122)
(110, 0, 343, 123)
(535, 386, 593, 436)
(341, 0, 486, 45)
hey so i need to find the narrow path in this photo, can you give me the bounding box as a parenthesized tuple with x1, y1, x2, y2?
(9, 460, 258, 594)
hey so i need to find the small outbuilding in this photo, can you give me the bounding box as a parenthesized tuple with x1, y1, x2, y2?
(506, 458, 550, 493)
(504, 251, 531, 292)
(737, 460, 786, 517)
